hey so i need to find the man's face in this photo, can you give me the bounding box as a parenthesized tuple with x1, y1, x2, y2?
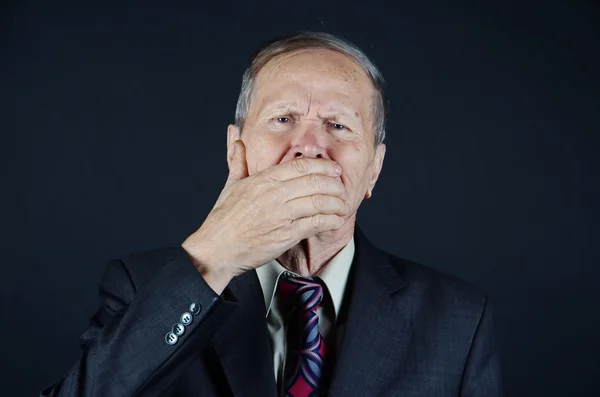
(227, 48, 386, 215)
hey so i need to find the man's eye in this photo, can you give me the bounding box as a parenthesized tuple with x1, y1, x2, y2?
(276, 117, 290, 123)
(330, 122, 347, 131)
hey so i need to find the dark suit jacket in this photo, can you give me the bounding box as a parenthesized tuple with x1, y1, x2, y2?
(41, 226, 503, 396)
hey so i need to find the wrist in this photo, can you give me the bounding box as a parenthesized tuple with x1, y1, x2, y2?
(182, 238, 233, 295)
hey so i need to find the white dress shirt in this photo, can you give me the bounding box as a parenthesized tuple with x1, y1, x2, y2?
(255, 237, 355, 395)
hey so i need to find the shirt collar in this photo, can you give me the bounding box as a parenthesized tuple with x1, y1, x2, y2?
(256, 236, 355, 321)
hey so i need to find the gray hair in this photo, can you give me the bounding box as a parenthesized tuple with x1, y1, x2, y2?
(234, 32, 387, 146)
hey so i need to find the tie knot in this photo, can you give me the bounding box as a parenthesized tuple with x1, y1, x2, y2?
(277, 273, 325, 313)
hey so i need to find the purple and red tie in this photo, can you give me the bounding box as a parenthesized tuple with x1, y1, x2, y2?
(277, 274, 327, 397)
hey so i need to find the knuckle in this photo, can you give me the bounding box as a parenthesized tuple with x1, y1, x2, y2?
(311, 214, 323, 229)
(263, 171, 279, 183)
(281, 200, 294, 219)
(312, 194, 323, 209)
(260, 178, 278, 194)
(272, 185, 286, 199)
(291, 158, 308, 175)
(308, 173, 321, 190)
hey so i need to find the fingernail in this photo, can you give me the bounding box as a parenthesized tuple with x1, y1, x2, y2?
(335, 164, 342, 175)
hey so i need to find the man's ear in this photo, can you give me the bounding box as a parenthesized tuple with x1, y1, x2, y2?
(365, 143, 386, 199)
(227, 124, 241, 169)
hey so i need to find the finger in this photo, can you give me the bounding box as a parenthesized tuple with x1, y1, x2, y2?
(283, 195, 350, 220)
(226, 140, 249, 183)
(281, 174, 347, 201)
(267, 157, 342, 182)
(292, 214, 346, 237)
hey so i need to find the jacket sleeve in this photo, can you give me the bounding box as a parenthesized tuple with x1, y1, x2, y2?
(40, 246, 238, 397)
(460, 297, 505, 397)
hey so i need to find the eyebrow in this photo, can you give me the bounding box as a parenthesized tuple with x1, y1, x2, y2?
(261, 100, 361, 121)
(260, 100, 301, 114)
(317, 108, 360, 121)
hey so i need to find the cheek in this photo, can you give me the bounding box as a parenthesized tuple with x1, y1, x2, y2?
(244, 135, 287, 175)
(333, 144, 370, 183)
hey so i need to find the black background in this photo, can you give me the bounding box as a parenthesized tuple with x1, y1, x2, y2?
(3, 1, 599, 396)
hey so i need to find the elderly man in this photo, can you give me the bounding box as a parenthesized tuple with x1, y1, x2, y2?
(42, 32, 502, 396)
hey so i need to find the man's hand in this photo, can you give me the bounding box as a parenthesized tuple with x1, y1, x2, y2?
(182, 140, 350, 294)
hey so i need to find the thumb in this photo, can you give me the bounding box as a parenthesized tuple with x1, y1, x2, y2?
(227, 140, 248, 182)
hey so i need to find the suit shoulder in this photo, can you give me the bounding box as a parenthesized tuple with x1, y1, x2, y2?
(387, 251, 488, 310)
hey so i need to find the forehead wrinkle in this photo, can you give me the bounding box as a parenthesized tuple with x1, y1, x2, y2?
(319, 102, 362, 120)
(251, 48, 375, 130)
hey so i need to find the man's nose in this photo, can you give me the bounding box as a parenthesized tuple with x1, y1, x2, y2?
(281, 129, 331, 163)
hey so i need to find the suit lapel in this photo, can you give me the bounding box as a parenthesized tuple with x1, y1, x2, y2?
(211, 269, 278, 397)
(328, 227, 410, 396)
(210, 226, 408, 397)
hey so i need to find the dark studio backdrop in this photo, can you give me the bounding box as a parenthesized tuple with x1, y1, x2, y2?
(3, 1, 599, 396)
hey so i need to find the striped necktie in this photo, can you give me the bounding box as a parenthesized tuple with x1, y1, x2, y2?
(277, 273, 327, 397)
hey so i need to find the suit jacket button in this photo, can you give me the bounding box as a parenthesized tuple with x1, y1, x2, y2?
(190, 302, 202, 315)
(165, 332, 178, 345)
(180, 312, 193, 326)
(172, 323, 185, 336)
